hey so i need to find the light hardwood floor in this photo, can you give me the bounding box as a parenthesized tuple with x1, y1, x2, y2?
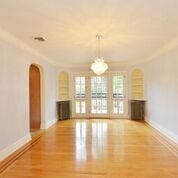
(1, 119, 178, 178)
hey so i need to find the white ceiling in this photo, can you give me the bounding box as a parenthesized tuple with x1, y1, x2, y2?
(0, 0, 178, 67)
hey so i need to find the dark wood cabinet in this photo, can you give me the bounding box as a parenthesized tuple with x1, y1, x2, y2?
(130, 100, 145, 120)
(57, 100, 71, 120)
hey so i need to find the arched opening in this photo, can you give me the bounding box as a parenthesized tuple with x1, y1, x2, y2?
(29, 64, 41, 132)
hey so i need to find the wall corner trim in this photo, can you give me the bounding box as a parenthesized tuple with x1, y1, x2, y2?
(145, 118, 178, 144)
(0, 133, 31, 161)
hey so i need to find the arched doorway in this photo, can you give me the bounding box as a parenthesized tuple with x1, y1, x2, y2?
(29, 64, 41, 131)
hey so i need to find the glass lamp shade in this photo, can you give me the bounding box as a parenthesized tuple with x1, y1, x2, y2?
(91, 58, 108, 75)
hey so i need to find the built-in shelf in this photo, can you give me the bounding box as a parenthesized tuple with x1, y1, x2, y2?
(131, 69, 144, 100)
(58, 71, 69, 100)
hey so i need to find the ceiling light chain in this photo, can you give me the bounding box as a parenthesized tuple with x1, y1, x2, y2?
(96, 34, 102, 58)
(91, 34, 108, 75)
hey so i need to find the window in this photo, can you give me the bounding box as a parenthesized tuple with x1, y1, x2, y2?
(113, 100, 124, 114)
(75, 76, 86, 114)
(91, 76, 107, 114)
(112, 74, 125, 115)
(112, 75, 124, 98)
(75, 77, 85, 99)
(72, 72, 128, 118)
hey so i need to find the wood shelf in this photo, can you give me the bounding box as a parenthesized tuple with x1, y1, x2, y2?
(59, 72, 69, 100)
(131, 69, 144, 100)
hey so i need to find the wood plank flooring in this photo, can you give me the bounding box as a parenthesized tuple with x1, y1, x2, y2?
(1, 119, 178, 178)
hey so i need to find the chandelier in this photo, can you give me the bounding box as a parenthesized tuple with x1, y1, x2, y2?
(91, 35, 108, 75)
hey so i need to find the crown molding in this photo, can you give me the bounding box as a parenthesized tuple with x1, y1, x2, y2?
(59, 59, 147, 70)
(143, 38, 178, 63)
(54, 37, 178, 68)
(0, 26, 58, 66)
(1, 26, 177, 69)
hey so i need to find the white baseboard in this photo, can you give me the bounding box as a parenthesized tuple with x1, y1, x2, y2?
(44, 118, 58, 129)
(0, 133, 31, 161)
(0, 119, 58, 161)
(145, 118, 178, 144)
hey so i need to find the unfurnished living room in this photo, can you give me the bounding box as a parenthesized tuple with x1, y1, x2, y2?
(0, 0, 178, 177)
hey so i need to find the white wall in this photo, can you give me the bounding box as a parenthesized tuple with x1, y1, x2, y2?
(0, 32, 58, 160)
(144, 47, 178, 143)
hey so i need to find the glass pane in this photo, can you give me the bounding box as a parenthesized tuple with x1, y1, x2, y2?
(75, 77, 80, 84)
(113, 100, 124, 114)
(113, 100, 118, 114)
(75, 76, 86, 99)
(76, 101, 80, 113)
(91, 99, 96, 113)
(102, 99, 107, 114)
(119, 101, 124, 114)
(91, 76, 107, 114)
(81, 85, 85, 95)
(81, 101, 86, 114)
(97, 100, 102, 113)
(112, 75, 124, 98)
(81, 77, 85, 84)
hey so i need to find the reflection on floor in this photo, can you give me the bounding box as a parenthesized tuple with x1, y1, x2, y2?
(1, 119, 178, 178)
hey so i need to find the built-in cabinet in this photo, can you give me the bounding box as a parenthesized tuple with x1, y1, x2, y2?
(57, 100, 71, 120)
(130, 100, 145, 120)
(57, 71, 70, 120)
(130, 68, 145, 120)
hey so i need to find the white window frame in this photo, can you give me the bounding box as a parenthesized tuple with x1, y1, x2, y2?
(72, 73, 89, 118)
(89, 74, 109, 118)
(109, 71, 128, 118)
(71, 71, 128, 119)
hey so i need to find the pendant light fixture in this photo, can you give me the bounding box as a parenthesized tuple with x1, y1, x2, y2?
(90, 35, 108, 75)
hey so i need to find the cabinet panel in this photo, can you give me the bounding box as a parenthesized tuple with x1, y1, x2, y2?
(130, 100, 145, 120)
(57, 101, 71, 120)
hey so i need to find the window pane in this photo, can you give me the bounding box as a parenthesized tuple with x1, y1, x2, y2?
(91, 76, 107, 114)
(76, 100, 86, 114)
(81, 101, 86, 114)
(119, 101, 124, 114)
(113, 100, 118, 114)
(113, 100, 124, 114)
(92, 99, 95, 113)
(76, 101, 80, 113)
(81, 77, 85, 84)
(113, 75, 124, 98)
(102, 99, 107, 113)
(75, 77, 80, 84)
(75, 76, 86, 99)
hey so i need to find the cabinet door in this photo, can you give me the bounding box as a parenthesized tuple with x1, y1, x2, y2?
(62, 102, 70, 119)
(131, 101, 144, 119)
